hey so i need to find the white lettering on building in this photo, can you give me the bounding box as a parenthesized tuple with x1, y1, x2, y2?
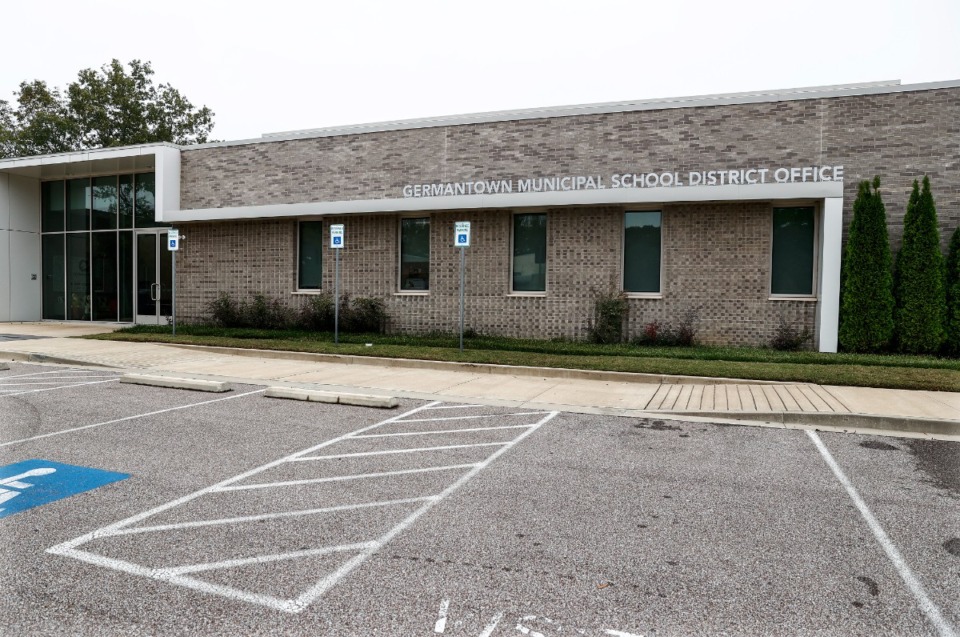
(402, 166, 843, 198)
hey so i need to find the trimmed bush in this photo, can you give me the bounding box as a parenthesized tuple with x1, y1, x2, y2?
(839, 177, 895, 352)
(588, 291, 627, 344)
(343, 295, 387, 334)
(945, 227, 960, 355)
(205, 292, 387, 333)
(298, 293, 335, 331)
(894, 177, 946, 353)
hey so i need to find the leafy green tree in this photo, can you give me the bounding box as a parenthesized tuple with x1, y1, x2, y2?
(894, 177, 946, 353)
(839, 177, 895, 352)
(0, 59, 213, 158)
(945, 227, 960, 355)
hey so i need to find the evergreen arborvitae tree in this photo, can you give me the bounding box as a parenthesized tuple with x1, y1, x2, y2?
(839, 177, 895, 352)
(894, 177, 946, 353)
(943, 226, 960, 355)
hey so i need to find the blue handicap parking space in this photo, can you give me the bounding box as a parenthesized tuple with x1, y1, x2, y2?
(0, 459, 129, 519)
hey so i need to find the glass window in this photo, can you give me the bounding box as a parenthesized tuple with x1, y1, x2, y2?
(399, 218, 430, 291)
(118, 175, 133, 229)
(41, 181, 64, 233)
(91, 233, 118, 321)
(67, 178, 90, 231)
(42, 234, 65, 320)
(771, 207, 816, 295)
(119, 231, 134, 321)
(92, 176, 118, 230)
(512, 213, 547, 292)
(66, 234, 90, 320)
(624, 211, 662, 293)
(134, 173, 159, 227)
(298, 221, 323, 289)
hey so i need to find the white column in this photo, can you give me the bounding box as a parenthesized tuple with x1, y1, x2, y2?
(816, 197, 843, 352)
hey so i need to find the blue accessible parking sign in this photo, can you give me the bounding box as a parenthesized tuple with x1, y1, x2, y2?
(0, 459, 129, 519)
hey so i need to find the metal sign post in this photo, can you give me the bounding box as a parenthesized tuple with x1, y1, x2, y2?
(167, 229, 180, 335)
(330, 224, 344, 345)
(454, 222, 471, 352)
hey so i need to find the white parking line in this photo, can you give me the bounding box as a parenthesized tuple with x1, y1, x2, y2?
(397, 412, 549, 424)
(421, 404, 485, 410)
(294, 442, 509, 461)
(353, 424, 534, 438)
(807, 430, 957, 637)
(48, 401, 557, 613)
(2, 378, 118, 398)
(0, 388, 265, 448)
(0, 377, 117, 386)
(217, 464, 480, 492)
(108, 496, 438, 537)
(0, 369, 105, 379)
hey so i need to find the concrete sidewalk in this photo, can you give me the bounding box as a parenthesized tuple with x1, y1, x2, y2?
(0, 322, 958, 440)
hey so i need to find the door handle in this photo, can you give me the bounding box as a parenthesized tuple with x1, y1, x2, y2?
(151, 283, 161, 301)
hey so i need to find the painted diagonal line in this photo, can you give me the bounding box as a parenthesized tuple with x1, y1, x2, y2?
(217, 464, 480, 492)
(395, 411, 548, 424)
(0, 376, 118, 385)
(421, 404, 485, 410)
(353, 424, 535, 438)
(53, 547, 296, 613)
(47, 401, 441, 547)
(294, 442, 509, 461)
(0, 369, 102, 379)
(807, 431, 957, 637)
(1, 387, 265, 448)
(3, 378, 118, 398)
(107, 496, 438, 537)
(165, 541, 378, 575)
(288, 411, 560, 613)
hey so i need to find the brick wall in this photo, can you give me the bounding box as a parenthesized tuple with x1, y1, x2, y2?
(178, 203, 816, 346)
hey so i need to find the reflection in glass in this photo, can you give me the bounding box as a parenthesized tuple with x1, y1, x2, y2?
(772, 207, 815, 295)
(119, 232, 133, 322)
(298, 222, 323, 289)
(91, 233, 117, 321)
(119, 175, 133, 229)
(137, 233, 157, 316)
(42, 181, 65, 233)
(66, 234, 90, 320)
(624, 211, 662, 293)
(67, 179, 90, 231)
(400, 218, 430, 290)
(512, 213, 547, 292)
(42, 234, 65, 320)
(92, 176, 118, 230)
(135, 173, 158, 227)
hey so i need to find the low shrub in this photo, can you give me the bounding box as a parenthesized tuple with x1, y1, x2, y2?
(588, 291, 627, 344)
(769, 315, 813, 351)
(632, 309, 699, 347)
(299, 294, 335, 331)
(205, 292, 387, 333)
(343, 295, 387, 333)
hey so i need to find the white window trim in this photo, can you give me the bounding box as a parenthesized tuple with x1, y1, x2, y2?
(397, 215, 431, 294)
(768, 201, 820, 300)
(509, 211, 548, 295)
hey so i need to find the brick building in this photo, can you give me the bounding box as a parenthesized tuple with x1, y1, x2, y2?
(1, 79, 958, 351)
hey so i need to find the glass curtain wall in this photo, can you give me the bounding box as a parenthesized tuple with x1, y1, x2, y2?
(41, 172, 159, 321)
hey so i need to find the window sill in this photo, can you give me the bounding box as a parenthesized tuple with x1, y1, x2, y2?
(506, 292, 547, 297)
(394, 291, 430, 296)
(293, 290, 325, 295)
(625, 293, 663, 300)
(768, 295, 818, 302)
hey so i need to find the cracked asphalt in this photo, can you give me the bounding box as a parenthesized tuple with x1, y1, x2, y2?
(0, 361, 957, 636)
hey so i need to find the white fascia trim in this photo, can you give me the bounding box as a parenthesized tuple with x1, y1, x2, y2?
(167, 181, 845, 223)
(0, 142, 178, 171)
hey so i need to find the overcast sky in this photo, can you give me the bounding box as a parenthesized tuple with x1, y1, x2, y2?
(4, 0, 959, 143)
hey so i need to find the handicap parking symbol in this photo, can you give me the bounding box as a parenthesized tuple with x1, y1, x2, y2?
(333, 236, 342, 245)
(457, 234, 467, 244)
(0, 460, 129, 519)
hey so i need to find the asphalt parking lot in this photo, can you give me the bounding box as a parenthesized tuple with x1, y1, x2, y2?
(0, 361, 957, 637)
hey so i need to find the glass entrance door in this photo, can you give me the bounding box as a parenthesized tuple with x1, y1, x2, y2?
(135, 230, 173, 325)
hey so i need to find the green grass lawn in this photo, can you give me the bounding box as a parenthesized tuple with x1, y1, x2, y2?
(86, 325, 960, 392)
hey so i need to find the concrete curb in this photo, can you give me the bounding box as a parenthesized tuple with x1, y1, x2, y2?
(163, 343, 785, 386)
(265, 386, 398, 408)
(661, 410, 960, 437)
(120, 374, 232, 393)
